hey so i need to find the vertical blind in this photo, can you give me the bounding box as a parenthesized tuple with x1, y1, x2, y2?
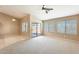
(44, 19, 77, 35)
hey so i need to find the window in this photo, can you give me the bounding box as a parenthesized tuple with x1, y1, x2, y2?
(25, 22, 28, 32)
(48, 23, 55, 32)
(66, 20, 77, 35)
(22, 22, 28, 32)
(44, 18, 77, 35)
(57, 21, 65, 33)
(22, 22, 26, 32)
(44, 22, 49, 32)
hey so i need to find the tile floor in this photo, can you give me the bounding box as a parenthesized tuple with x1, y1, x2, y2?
(0, 36, 79, 54)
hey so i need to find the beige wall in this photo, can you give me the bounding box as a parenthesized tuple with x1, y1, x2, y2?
(0, 12, 42, 49)
(0, 13, 20, 36)
(43, 14, 79, 40)
(0, 12, 42, 39)
(0, 13, 21, 49)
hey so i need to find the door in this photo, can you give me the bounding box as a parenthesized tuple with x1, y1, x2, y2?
(32, 23, 41, 38)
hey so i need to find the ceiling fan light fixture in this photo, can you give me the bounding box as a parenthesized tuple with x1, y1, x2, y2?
(42, 5, 54, 14)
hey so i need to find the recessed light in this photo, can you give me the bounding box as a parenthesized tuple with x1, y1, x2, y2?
(12, 19, 16, 21)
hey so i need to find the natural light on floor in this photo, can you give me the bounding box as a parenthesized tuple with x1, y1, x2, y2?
(0, 36, 79, 54)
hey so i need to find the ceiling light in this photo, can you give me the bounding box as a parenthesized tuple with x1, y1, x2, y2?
(12, 19, 16, 21)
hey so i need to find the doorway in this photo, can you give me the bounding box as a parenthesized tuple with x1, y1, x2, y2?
(32, 23, 41, 38)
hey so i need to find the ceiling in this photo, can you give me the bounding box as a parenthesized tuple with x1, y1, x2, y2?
(0, 5, 79, 20)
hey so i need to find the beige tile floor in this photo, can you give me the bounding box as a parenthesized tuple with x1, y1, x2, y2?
(0, 36, 79, 54)
(0, 35, 26, 49)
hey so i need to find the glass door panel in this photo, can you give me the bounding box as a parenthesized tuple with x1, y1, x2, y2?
(32, 23, 41, 38)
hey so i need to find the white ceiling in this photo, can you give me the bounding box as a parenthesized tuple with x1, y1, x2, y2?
(0, 5, 79, 20)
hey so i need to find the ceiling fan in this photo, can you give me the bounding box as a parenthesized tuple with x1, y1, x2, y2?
(42, 5, 53, 14)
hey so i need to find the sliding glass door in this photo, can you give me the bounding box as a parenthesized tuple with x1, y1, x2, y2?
(32, 23, 41, 38)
